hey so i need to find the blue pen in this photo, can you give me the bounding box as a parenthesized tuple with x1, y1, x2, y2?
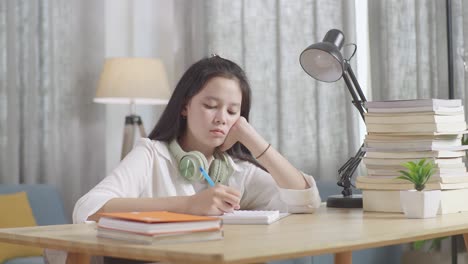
(199, 167, 215, 187)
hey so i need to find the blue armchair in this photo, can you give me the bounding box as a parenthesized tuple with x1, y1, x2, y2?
(0, 184, 68, 264)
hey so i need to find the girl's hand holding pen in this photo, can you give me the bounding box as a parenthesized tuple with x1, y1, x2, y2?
(187, 185, 241, 216)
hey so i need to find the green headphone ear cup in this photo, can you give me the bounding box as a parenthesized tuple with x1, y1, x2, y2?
(179, 156, 197, 181)
(180, 152, 209, 182)
(169, 140, 208, 182)
(209, 159, 222, 183)
(208, 154, 233, 184)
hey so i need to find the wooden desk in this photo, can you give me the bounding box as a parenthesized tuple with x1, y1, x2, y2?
(1, 206, 468, 264)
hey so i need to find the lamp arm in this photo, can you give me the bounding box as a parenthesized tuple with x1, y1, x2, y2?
(346, 62, 367, 103)
(342, 61, 367, 120)
(337, 144, 366, 196)
(337, 62, 368, 197)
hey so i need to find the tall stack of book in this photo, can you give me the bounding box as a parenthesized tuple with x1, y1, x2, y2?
(96, 211, 223, 244)
(356, 99, 468, 214)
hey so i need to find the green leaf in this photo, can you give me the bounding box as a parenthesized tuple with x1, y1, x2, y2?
(412, 237, 449, 251)
(462, 135, 468, 145)
(404, 161, 417, 171)
(413, 240, 426, 250)
(418, 159, 426, 167)
(429, 237, 446, 250)
(417, 166, 423, 181)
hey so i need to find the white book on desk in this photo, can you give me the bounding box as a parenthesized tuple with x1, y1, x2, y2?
(357, 175, 468, 184)
(362, 157, 463, 166)
(364, 99, 462, 109)
(365, 133, 462, 141)
(364, 150, 466, 159)
(220, 210, 290, 225)
(364, 112, 465, 124)
(366, 167, 467, 177)
(364, 163, 466, 170)
(364, 145, 468, 152)
(356, 180, 468, 190)
(366, 122, 467, 133)
(367, 130, 468, 136)
(363, 189, 468, 214)
(97, 227, 223, 244)
(367, 106, 464, 114)
(364, 139, 462, 149)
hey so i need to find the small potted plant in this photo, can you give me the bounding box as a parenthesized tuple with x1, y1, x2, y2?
(397, 158, 441, 218)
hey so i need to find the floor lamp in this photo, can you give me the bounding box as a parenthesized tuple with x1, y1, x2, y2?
(94, 57, 171, 160)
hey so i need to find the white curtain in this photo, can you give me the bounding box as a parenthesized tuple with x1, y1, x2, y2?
(454, 0, 468, 103)
(180, 0, 360, 182)
(368, 0, 468, 129)
(0, 0, 105, 218)
(368, 1, 452, 100)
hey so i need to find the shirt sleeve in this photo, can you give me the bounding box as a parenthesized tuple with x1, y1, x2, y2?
(72, 139, 154, 223)
(277, 172, 322, 213)
(240, 164, 321, 213)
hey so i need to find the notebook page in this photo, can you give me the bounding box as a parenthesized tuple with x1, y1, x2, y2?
(220, 210, 290, 225)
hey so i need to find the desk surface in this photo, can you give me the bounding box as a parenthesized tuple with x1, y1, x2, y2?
(1, 206, 468, 264)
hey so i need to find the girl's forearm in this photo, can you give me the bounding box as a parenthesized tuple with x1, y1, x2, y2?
(240, 127, 309, 190)
(256, 145, 309, 189)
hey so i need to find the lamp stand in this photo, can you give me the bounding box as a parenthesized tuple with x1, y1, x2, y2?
(326, 61, 367, 209)
(327, 194, 362, 208)
(121, 114, 147, 160)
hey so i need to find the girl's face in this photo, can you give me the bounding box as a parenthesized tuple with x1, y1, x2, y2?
(181, 76, 242, 153)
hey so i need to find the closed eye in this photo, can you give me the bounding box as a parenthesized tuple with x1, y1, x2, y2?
(204, 104, 217, 109)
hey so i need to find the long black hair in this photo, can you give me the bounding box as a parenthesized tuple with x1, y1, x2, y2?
(148, 55, 262, 168)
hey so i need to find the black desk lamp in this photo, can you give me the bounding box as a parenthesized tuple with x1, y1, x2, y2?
(299, 29, 366, 208)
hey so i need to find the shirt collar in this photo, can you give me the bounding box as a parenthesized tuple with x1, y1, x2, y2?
(225, 154, 242, 172)
(155, 140, 173, 161)
(155, 140, 241, 172)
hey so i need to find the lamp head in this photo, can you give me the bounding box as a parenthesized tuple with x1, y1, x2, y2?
(94, 57, 171, 105)
(299, 29, 345, 82)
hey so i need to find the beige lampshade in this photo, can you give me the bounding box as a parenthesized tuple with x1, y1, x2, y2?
(94, 57, 171, 105)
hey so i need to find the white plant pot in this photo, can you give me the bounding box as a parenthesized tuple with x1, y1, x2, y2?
(400, 190, 441, 219)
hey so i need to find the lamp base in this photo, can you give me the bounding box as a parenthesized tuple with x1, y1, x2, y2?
(326, 194, 363, 208)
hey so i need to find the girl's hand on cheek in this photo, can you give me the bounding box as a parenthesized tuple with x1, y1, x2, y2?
(187, 185, 241, 216)
(219, 117, 252, 151)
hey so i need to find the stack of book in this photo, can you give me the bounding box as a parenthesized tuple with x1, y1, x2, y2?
(356, 99, 468, 214)
(96, 211, 223, 244)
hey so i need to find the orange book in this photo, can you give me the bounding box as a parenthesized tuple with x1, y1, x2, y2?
(99, 211, 220, 223)
(97, 211, 222, 235)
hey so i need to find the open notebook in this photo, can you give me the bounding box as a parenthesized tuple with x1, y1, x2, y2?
(220, 210, 290, 225)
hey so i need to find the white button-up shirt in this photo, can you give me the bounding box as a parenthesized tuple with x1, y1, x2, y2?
(73, 139, 321, 223)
